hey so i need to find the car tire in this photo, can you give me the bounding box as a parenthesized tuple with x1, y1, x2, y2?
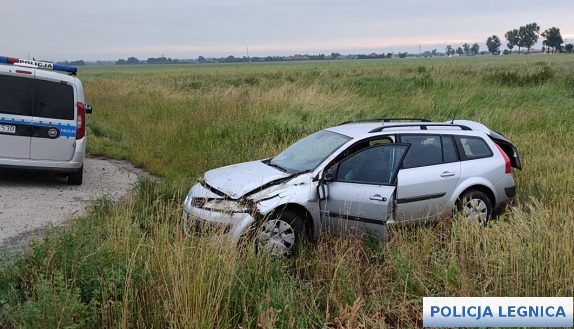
(457, 189, 492, 227)
(67, 166, 83, 185)
(255, 210, 306, 256)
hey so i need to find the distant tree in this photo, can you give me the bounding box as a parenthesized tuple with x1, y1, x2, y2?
(398, 52, 408, 58)
(198, 56, 207, 63)
(126, 57, 139, 64)
(470, 43, 480, 55)
(431, 49, 437, 56)
(542, 27, 564, 53)
(462, 43, 470, 55)
(502, 49, 511, 55)
(116, 59, 126, 65)
(565, 44, 574, 53)
(386, 53, 393, 58)
(330, 52, 341, 58)
(518, 22, 540, 53)
(505, 29, 520, 53)
(445, 45, 453, 56)
(486, 35, 502, 54)
(456, 47, 464, 56)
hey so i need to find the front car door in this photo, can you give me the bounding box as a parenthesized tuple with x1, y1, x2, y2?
(320, 144, 410, 240)
(395, 134, 461, 222)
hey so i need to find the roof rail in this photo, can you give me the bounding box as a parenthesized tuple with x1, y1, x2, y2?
(0, 56, 77, 75)
(339, 117, 431, 125)
(369, 123, 472, 133)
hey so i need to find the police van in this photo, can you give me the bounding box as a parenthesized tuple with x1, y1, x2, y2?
(0, 56, 92, 185)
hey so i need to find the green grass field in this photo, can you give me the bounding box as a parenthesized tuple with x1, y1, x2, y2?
(1, 55, 573, 328)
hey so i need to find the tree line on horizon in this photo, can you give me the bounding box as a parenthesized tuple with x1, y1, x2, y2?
(72, 22, 572, 66)
(445, 23, 572, 56)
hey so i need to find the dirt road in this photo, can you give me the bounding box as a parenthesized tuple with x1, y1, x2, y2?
(0, 157, 144, 249)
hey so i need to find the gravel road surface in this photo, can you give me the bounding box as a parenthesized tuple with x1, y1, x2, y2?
(0, 157, 144, 249)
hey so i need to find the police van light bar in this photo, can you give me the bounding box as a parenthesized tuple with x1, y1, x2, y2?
(0, 56, 77, 75)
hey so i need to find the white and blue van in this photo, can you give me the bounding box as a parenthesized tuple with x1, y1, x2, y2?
(0, 56, 92, 185)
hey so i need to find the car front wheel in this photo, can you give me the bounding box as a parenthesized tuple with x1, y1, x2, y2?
(458, 189, 492, 226)
(256, 210, 305, 256)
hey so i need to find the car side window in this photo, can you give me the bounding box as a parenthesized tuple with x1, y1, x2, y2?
(442, 135, 459, 163)
(456, 136, 493, 160)
(335, 144, 407, 185)
(400, 135, 442, 168)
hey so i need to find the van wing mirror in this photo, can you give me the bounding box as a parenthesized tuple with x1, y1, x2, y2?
(85, 104, 93, 114)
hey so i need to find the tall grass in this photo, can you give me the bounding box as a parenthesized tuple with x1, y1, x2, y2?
(1, 55, 573, 328)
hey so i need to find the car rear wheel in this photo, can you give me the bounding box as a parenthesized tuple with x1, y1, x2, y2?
(67, 166, 83, 185)
(458, 190, 492, 226)
(256, 210, 305, 256)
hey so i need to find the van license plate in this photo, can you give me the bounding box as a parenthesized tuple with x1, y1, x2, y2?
(0, 124, 16, 134)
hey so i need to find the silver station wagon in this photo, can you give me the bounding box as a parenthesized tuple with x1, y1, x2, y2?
(183, 119, 521, 254)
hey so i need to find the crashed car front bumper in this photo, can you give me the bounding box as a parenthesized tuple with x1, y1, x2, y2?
(182, 182, 256, 240)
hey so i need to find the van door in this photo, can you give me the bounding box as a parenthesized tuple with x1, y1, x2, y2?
(0, 71, 34, 159)
(30, 77, 77, 161)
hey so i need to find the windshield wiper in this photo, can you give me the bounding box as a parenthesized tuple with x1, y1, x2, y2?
(265, 160, 288, 173)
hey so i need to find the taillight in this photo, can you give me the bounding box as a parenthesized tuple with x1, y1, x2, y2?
(495, 143, 511, 174)
(76, 102, 86, 139)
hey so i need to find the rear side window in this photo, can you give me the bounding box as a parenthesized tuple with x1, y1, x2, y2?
(0, 75, 34, 116)
(34, 79, 75, 120)
(400, 135, 442, 168)
(442, 135, 459, 163)
(456, 136, 493, 160)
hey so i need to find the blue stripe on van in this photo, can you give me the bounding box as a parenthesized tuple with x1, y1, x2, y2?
(0, 116, 76, 139)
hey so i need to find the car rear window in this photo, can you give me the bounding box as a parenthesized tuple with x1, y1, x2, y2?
(456, 136, 493, 160)
(0, 75, 34, 116)
(34, 79, 75, 120)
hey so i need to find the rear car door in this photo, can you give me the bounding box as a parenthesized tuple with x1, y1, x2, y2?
(30, 75, 77, 161)
(395, 134, 461, 222)
(0, 70, 34, 159)
(320, 144, 410, 239)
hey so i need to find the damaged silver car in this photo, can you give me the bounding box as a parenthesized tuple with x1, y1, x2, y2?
(182, 119, 521, 255)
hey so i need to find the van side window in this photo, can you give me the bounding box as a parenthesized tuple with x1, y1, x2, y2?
(441, 135, 459, 163)
(400, 135, 442, 168)
(34, 80, 75, 120)
(455, 136, 493, 160)
(0, 75, 34, 116)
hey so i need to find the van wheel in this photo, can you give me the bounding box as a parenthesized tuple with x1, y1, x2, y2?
(256, 210, 305, 256)
(457, 189, 492, 226)
(67, 166, 83, 185)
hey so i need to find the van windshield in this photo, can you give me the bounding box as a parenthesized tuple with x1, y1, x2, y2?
(269, 130, 351, 173)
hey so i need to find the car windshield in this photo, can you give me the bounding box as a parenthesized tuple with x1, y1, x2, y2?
(269, 130, 351, 173)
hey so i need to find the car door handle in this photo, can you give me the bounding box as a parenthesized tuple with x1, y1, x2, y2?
(369, 194, 387, 202)
(440, 171, 456, 177)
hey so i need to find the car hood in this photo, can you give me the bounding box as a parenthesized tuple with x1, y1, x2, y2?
(203, 160, 290, 199)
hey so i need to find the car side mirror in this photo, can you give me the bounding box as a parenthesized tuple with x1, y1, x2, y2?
(318, 182, 329, 200)
(85, 104, 93, 114)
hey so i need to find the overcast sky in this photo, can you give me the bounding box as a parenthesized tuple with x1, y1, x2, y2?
(2, 0, 574, 61)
